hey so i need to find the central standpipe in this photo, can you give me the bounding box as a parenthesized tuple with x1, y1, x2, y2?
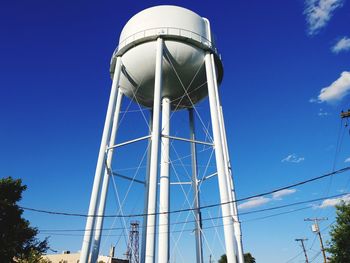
(205, 52, 238, 263)
(144, 37, 164, 263)
(158, 97, 171, 263)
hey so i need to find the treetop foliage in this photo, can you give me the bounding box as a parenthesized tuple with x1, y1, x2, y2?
(0, 177, 49, 262)
(327, 202, 350, 263)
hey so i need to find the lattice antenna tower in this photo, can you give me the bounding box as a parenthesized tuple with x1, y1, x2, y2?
(127, 221, 140, 263)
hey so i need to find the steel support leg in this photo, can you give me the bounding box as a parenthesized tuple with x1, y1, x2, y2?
(189, 108, 204, 263)
(141, 113, 153, 263)
(210, 54, 244, 263)
(158, 97, 171, 263)
(205, 52, 237, 263)
(91, 89, 124, 263)
(145, 37, 164, 263)
(219, 105, 244, 263)
(80, 56, 122, 263)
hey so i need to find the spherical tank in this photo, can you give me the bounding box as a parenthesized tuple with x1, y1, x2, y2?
(110, 5, 223, 109)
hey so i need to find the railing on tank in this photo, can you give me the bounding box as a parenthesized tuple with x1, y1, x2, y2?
(112, 27, 219, 58)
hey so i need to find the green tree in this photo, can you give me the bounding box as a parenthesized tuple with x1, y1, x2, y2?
(0, 177, 49, 262)
(17, 249, 52, 263)
(244, 252, 256, 263)
(326, 202, 350, 263)
(218, 253, 256, 263)
(218, 254, 227, 263)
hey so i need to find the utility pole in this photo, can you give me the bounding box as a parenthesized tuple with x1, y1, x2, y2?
(295, 238, 309, 263)
(304, 217, 328, 263)
(341, 109, 350, 119)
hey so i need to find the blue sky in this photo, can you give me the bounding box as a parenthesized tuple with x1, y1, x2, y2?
(1, 0, 350, 262)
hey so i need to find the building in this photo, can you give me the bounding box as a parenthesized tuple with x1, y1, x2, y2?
(44, 251, 128, 263)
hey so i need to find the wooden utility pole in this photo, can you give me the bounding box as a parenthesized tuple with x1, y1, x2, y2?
(295, 238, 309, 263)
(304, 217, 328, 263)
(341, 109, 350, 119)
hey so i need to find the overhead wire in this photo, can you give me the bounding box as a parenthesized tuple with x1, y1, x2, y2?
(21, 166, 350, 218)
(36, 192, 349, 234)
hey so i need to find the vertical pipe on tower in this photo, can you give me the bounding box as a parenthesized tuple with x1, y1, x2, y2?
(141, 113, 153, 263)
(189, 108, 204, 263)
(80, 56, 123, 263)
(145, 37, 164, 263)
(91, 89, 124, 263)
(205, 52, 237, 263)
(158, 97, 171, 263)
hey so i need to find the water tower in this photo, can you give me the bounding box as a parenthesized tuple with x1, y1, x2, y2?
(79, 5, 244, 263)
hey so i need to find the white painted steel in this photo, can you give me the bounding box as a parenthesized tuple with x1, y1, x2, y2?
(162, 134, 214, 146)
(141, 114, 153, 263)
(79, 57, 122, 263)
(110, 6, 223, 109)
(158, 97, 171, 263)
(119, 6, 208, 45)
(209, 52, 240, 262)
(189, 109, 204, 263)
(205, 53, 237, 263)
(108, 135, 151, 149)
(209, 46, 243, 262)
(219, 106, 245, 263)
(91, 89, 124, 263)
(145, 37, 163, 263)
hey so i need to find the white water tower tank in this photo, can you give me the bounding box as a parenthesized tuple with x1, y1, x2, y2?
(110, 5, 223, 109)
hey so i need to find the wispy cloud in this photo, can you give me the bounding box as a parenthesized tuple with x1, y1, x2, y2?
(332, 37, 350, 53)
(272, 189, 297, 199)
(312, 71, 350, 103)
(238, 197, 270, 210)
(238, 189, 297, 210)
(281, 154, 305, 163)
(315, 194, 350, 208)
(318, 108, 330, 116)
(344, 157, 350, 163)
(304, 0, 344, 35)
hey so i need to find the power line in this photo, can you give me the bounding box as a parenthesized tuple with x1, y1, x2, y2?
(20, 166, 350, 218)
(37, 193, 349, 233)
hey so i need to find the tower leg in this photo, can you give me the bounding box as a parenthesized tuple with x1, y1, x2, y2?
(209, 53, 244, 263)
(141, 113, 153, 263)
(158, 97, 171, 263)
(79, 56, 123, 263)
(91, 89, 124, 263)
(145, 37, 164, 263)
(219, 105, 245, 263)
(189, 108, 204, 263)
(204, 52, 237, 263)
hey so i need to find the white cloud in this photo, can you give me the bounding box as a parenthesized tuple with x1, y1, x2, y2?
(332, 37, 350, 53)
(304, 0, 344, 35)
(281, 154, 305, 163)
(316, 194, 350, 208)
(238, 197, 270, 210)
(315, 71, 350, 103)
(272, 189, 297, 199)
(344, 157, 350, 163)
